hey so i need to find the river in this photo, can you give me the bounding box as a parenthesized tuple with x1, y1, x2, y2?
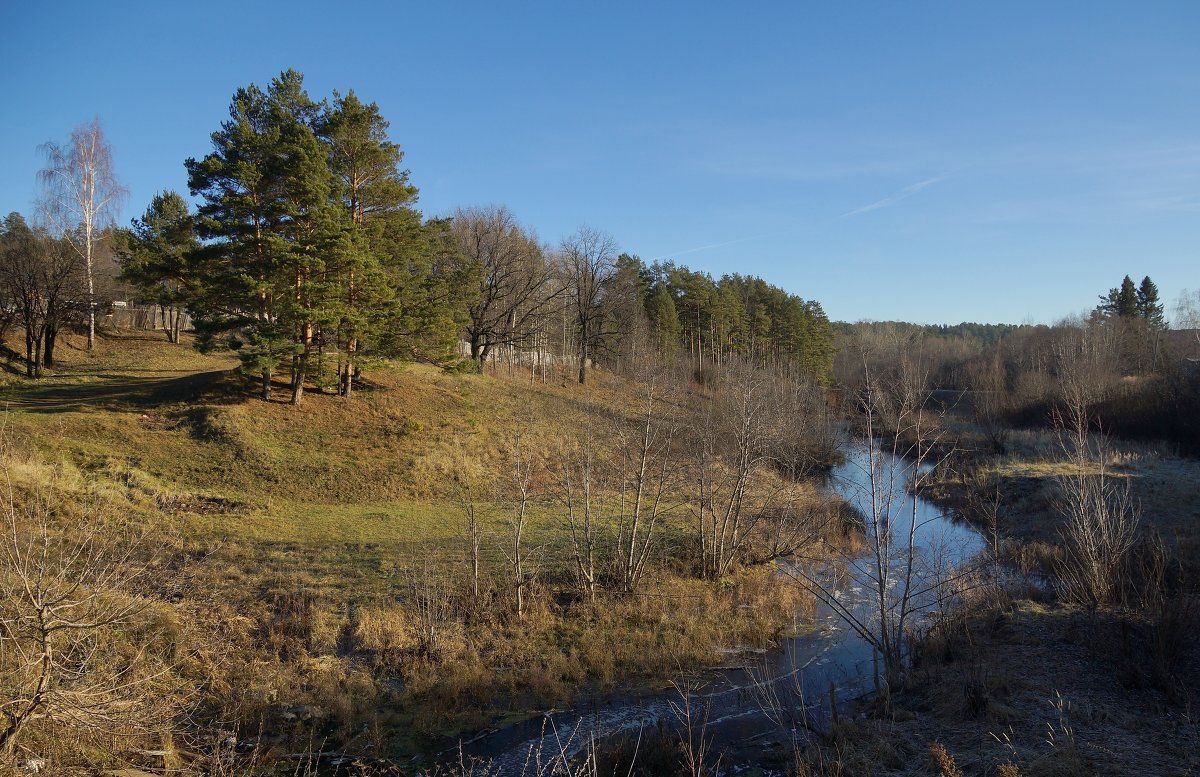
(453, 438, 987, 774)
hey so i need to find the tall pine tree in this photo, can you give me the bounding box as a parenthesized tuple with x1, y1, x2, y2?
(186, 69, 348, 405)
(1098, 275, 1140, 319)
(1136, 275, 1166, 330)
(319, 90, 420, 396)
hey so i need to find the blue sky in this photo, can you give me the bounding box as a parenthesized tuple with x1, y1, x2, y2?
(2, 1, 1197, 324)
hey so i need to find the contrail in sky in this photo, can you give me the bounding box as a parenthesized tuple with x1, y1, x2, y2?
(649, 172, 953, 260)
(650, 235, 761, 262)
(841, 174, 950, 218)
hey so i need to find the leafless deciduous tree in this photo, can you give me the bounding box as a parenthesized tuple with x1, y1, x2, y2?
(456, 481, 484, 605)
(693, 363, 768, 579)
(560, 227, 619, 384)
(691, 361, 822, 579)
(39, 118, 127, 351)
(0, 215, 85, 377)
(552, 430, 602, 604)
(612, 365, 681, 593)
(506, 434, 538, 619)
(454, 206, 558, 372)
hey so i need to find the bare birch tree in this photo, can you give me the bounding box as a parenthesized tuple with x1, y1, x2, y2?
(507, 434, 538, 618)
(553, 431, 602, 603)
(456, 481, 484, 605)
(39, 118, 127, 351)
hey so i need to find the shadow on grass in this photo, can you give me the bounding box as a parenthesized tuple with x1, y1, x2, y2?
(0, 368, 237, 413)
(0, 344, 27, 376)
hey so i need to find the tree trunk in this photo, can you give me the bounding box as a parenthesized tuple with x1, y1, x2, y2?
(513, 514, 526, 618)
(42, 324, 57, 367)
(341, 337, 356, 398)
(163, 307, 177, 343)
(578, 335, 588, 385)
(25, 330, 36, 378)
(291, 352, 306, 406)
(261, 368, 272, 401)
(469, 334, 487, 374)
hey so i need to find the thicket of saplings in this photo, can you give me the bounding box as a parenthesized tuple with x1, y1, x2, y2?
(838, 301, 1199, 455)
(0, 340, 863, 772)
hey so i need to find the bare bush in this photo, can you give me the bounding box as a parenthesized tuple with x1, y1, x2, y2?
(1055, 470, 1139, 610)
(0, 467, 181, 759)
(1131, 531, 1197, 694)
(691, 361, 826, 578)
(403, 559, 456, 659)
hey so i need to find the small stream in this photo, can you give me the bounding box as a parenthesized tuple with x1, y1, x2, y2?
(453, 439, 987, 773)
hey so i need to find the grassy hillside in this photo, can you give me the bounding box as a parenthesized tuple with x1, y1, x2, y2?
(0, 328, 829, 769)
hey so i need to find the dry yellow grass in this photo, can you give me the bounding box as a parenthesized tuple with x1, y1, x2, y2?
(0, 329, 831, 765)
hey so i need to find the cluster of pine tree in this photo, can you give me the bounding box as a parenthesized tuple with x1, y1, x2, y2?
(641, 262, 834, 380)
(1095, 274, 1166, 329)
(121, 70, 475, 404)
(115, 69, 835, 401)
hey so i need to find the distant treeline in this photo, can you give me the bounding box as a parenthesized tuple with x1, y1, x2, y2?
(835, 280, 1200, 453)
(833, 320, 1023, 347)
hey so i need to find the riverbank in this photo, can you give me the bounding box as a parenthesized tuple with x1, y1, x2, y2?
(796, 424, 1200, 776)
(796, 595, 1198, 776)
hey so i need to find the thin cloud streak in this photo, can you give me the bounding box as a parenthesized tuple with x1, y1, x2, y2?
(841, 174, 951, 217)
(650, 235, 762, 262)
